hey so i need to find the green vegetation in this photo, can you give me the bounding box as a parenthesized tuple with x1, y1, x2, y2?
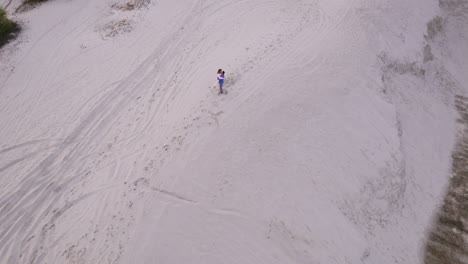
(0, 8, 20, 48)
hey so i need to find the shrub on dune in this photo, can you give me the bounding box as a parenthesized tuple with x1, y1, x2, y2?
(0, 8, 20, 48)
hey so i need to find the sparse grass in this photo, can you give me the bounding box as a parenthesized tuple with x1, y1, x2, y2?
(16, 0, 49, 13)
(424, 95, 468, 264)
(0, 8, 20, 48)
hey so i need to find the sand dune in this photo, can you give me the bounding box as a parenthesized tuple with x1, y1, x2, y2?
(0, 0, 466, 263)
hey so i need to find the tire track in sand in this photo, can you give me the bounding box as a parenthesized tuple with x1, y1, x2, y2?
(0, 2, 208, 263)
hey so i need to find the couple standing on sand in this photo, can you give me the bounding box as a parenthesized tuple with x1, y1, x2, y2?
(217, 69, 225, 94)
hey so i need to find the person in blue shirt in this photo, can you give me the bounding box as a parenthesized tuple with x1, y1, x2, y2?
(217, 69, 225, 94)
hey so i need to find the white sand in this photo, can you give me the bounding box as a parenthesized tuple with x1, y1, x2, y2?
(0, 0, 467, 263)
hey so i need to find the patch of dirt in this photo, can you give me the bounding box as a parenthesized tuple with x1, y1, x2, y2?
(423, 44, 434, 63)
(111, 0, 151, 11)
(425, 16, 445, 40)
(111, 3, 136, 11)
(380, 53, 426, 77)
(100, 19, 133, 38)
(439, 0, 468, 12)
